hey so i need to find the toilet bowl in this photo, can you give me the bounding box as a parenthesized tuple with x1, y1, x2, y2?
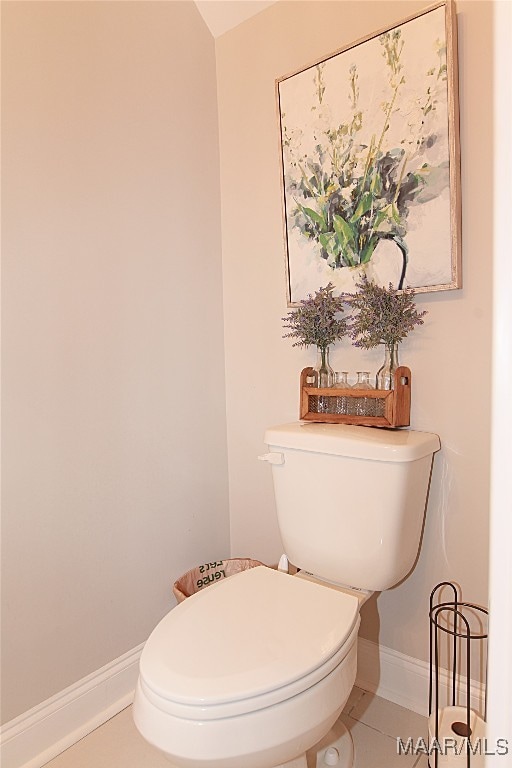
(133, 566, 361, 768)
(134, 423, 440, 767)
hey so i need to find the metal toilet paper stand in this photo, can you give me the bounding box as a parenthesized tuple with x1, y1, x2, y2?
(428, 582, 488, 768)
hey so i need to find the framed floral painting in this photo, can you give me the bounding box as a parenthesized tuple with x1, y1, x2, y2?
(276, 1, 461, 305)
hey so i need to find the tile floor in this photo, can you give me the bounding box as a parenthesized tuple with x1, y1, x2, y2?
(43, 687, 429, 768)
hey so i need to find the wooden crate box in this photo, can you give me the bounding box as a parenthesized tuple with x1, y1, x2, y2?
(300, 366, 411, 428)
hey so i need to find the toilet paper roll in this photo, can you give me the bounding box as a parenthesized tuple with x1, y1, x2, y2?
(427, 706, 486, 767)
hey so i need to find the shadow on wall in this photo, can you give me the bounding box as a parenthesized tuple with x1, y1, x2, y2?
(359, 594, 381, 646)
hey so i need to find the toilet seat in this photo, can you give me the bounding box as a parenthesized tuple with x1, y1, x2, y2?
(138, 566, 360, 720)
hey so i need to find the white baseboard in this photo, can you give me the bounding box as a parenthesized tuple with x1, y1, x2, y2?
(356, 636, 486, 718)
(0, 643, 144, 768)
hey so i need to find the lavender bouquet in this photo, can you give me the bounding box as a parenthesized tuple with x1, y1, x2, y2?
(282, 283, 347, 387)
(344, 274, 427, 389)
(344, 274, 426, 348)
(282, 283, 347, 351)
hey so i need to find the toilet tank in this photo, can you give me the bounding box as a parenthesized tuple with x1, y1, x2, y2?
(263, 423, 440, 592)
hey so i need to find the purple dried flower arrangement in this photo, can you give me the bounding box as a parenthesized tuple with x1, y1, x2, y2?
(282, 282, 348, 351)
(344, 274, 427, 349)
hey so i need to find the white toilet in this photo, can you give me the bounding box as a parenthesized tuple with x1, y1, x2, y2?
(133, 422, 440, 768)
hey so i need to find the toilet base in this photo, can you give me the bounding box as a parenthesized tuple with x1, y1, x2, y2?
(275, 756, 308, 768)
(306, 719, 354, 768)
(273, 720, 354, 768)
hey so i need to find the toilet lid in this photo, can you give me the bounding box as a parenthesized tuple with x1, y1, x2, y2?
(139, 566, 359, 708)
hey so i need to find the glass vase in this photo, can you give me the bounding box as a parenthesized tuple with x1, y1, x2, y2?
(352, 371, 373, 390)
(312, 346, 334, 388)
(312, 346, 334, 413)
(351, 371, 375, 417)
(376, 342, 399, 390)
(332, 371, 351, 415)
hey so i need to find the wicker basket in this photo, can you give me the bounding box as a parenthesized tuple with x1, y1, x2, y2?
(173, 558, 266, 602)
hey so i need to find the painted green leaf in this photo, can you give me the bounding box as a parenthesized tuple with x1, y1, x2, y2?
(360, 235, 379, 264)
(298, 204, 327, 233)
(371, 203, 403, 234)
(333, 213, 356, 247)
(350, 191, 374, 223)
(372, 212, 393, 234)
(391, 202, 401, 223)
(370, 171, 383, 196)
(319, 232, 341, 260)
(332, 214, 357, 266)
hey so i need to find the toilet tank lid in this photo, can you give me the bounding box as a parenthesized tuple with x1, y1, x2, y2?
(264, 423, 441, 462)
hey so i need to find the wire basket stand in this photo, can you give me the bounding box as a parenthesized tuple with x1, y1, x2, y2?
(429, 582, 488, 768)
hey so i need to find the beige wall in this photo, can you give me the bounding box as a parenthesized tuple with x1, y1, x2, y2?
(217, 0, 492, 663)
(1, 1, 229, 723)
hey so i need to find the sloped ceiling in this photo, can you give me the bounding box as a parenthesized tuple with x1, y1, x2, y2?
(194, 0, 277, 38)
